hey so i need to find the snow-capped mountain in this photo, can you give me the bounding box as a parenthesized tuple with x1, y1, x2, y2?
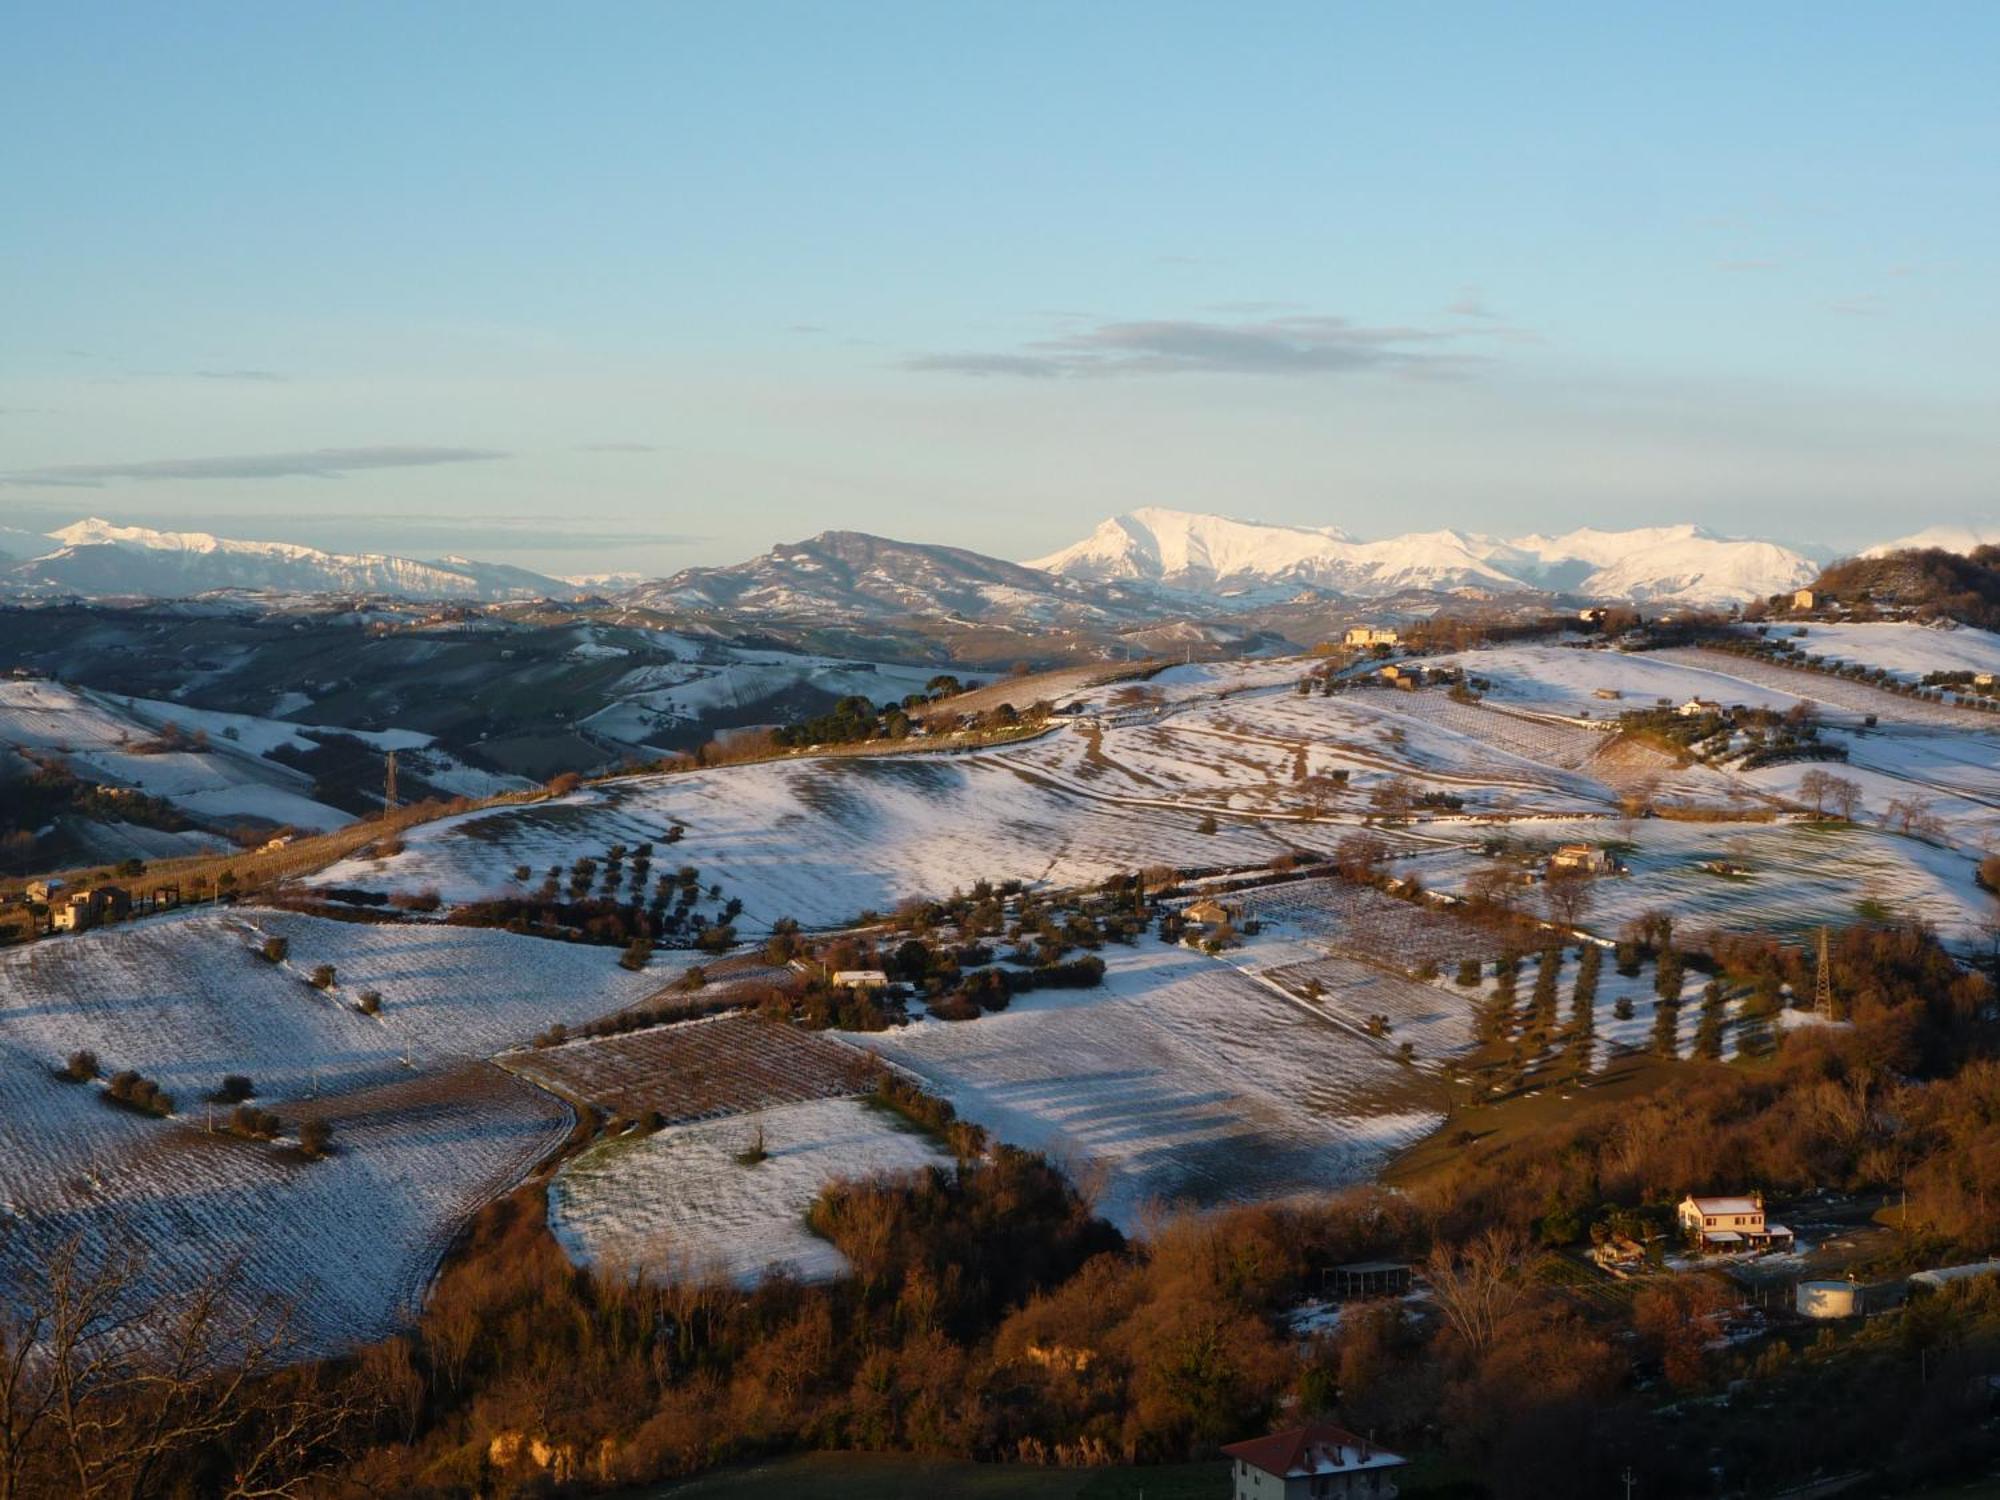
(1501, 524, 1818, 604)
(0, 518, 572, 602)
(622, 530, 1169, 628)
(1865, 524, 2000, 557)
(1029, 508, 1815, 606)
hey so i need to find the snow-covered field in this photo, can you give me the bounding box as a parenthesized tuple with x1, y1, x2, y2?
(1772, 622, 2000, 685)
(1396, 819, 1990, 950)
(0, 910, 664, 1350)
(549, 1097, 948, 1285)
(844, 944, 1439, 1231)
(1653, 647, 1994, 730)
(1434, 642, 1809, 720)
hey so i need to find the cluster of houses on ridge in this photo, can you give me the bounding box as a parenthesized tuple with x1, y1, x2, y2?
(0, 876, 183, 944)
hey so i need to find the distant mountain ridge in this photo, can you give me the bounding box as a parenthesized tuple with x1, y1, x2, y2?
(0, 518, 572, 602)
(1029, 507, 1818, 606)
(1865, 524, 2000, 558)
(2, 508, 1973, 614)
(620, 529, 1167, 628)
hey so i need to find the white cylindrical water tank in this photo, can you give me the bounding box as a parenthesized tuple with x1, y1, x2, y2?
(1797, 1280, 1861, 1318)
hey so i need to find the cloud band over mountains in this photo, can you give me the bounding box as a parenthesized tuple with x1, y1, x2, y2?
(0, 445, 506, 488)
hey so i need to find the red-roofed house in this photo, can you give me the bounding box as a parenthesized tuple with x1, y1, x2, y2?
(1222, 1424, 1407, 1499)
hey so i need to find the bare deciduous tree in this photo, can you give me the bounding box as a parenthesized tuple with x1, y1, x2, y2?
(1333, 831, 1390, 883)
(1423, 1227, 1533, 1359)
(0, 1238, 374, 1500)
(1542, 867, 1595, 931)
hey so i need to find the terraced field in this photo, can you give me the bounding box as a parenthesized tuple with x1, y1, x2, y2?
(502, 1011, 881, 1122)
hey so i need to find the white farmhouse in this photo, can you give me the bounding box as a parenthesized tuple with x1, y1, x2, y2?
(1343, 626, 1400, 648)
(1677, 1192, 1794, 1253)
(1223, 1424, 1406, 1500)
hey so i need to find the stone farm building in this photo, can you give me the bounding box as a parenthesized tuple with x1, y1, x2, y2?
(1677, 1193, 1794, 1254)
(829, 969, 889, 991)
(1223, 1424, 1406, 1500)
(1548, 843, 1618, 875)
(50, 886, 131, 933)
(1183, 897, 1242, 930)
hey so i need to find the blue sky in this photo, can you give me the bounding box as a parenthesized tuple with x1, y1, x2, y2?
(3, 2, 1996, 573)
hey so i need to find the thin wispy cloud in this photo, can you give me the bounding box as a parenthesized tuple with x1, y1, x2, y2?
(905, 352, 1071, 379)
(1447, 287, 1497, 319)
(1205, 300, 1304, 315)
(576, 442, 658, 453)
(195, 368, 289, 382)
(905, 312, 1493, 380)
(0, 445, 506, 488)
(1829, 294, 1885, 317)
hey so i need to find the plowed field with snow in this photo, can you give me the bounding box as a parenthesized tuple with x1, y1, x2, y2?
(843, 945, 1440, 1230)
(0, 910, 664, 1351)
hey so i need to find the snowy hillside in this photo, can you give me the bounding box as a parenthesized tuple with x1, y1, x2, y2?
(1030, 508, 1816, 605)
(1766, 621, 2000, 684)
(0, 678, 526, 834)
(0, 517, 572, 602)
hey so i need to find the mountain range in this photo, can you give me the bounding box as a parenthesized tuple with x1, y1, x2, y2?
(1, 508, 1985, 616)
(1028, 507, 1820, 606)
(0, 518, 570, 602)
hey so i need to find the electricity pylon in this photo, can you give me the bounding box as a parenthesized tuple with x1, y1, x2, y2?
(1814, 926, 1833, 1017)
